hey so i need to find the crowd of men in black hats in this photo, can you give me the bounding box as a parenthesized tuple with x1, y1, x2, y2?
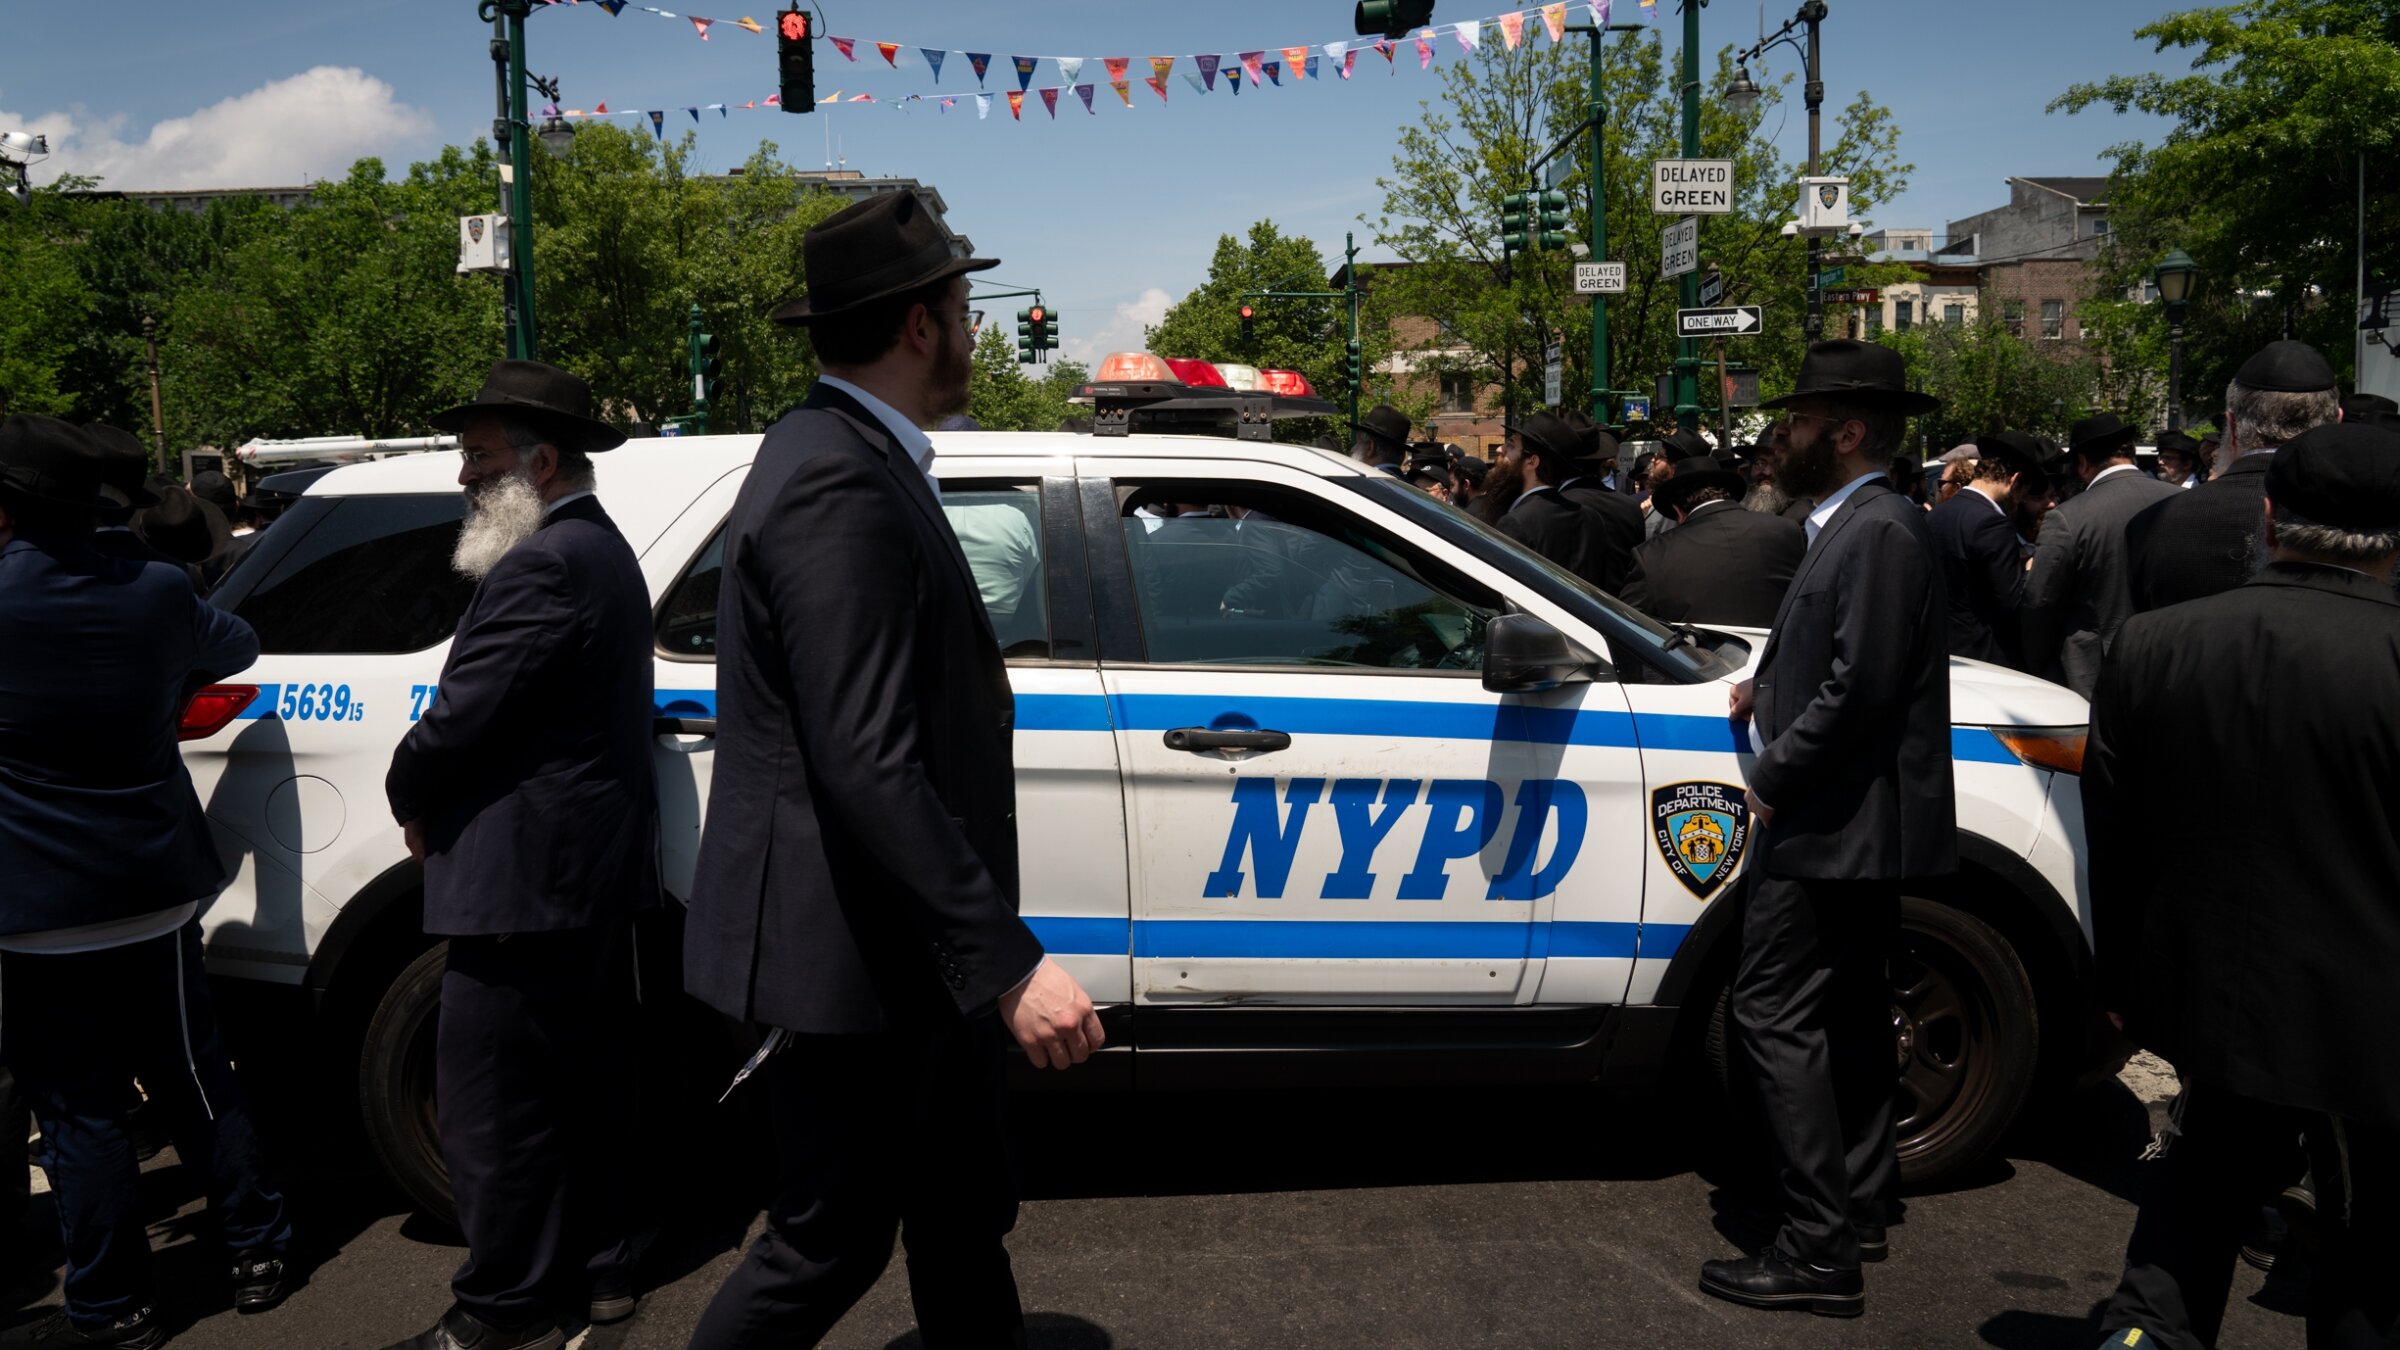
(5, 176, 2400, 1350)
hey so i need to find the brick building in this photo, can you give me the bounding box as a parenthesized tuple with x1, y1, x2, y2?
(1938, 177, 2112, 344)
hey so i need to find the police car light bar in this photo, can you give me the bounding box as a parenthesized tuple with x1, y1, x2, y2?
(1077, 353, 1338, 442)
(237, 434, 461, 465)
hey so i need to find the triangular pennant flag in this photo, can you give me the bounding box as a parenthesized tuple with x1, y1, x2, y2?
(1642, 0, 1657, 18)
(564, 108, 584, 118)
(923, 49, 946, 82)
(1012, 56, 1038, 91)
(1146, 75, 1169, 102)
(688, 15, 711, 40)
(541, 102, 560, 118)
(1110, 79, 1131, 107)
(967, 52, 991, 86)
(976, 92, 992, 118)
(1181, 72, 1206, 95)
(716, 103, 727, 117)
(940, 96, 956, 111)
(734, 15, 761, 33)
(1416, 31, 1434, 67)
(594, 99, 609, 113)
(1076, 83, 1096, 113)
(1324, 41, 1346, 63)
(763, 93, 778, 105)
(1005, 89, 1023, 119)
(1103, 57, 1129, 83)
(1374, 39, 1395, 64)
(816, 90, 839, 104)
(1585, 1, 1607, 23)
(1228, 65, 1244, 94)
(1342, 50, 1357, 78)
(876, 42, 900, 67)
(648, 109, 665, 137)
(1196, 53, 1220, 89)
(1455, 20, 1481, 53)
(1498, 12, 1524, 48)
(593, 0, 624, 13)
(831, 36, 855, 60)
(1281, 46, 1308, 77)
(1058, 57, 1084, 85)
(1239, 51, 1264, 83)
(740, 99, 755, 109)
(1305, 54, 1320, 79)
(1150, 56, 1174, 82)
(1541, 3, 1569, 41)
(1039, 87, 1059, 117)
(848, 92, 873, 102)
(687, 106, 700, 122)
(1262, 60, 1281, 86)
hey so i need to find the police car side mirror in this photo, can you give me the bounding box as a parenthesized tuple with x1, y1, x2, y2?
(1482, 613, 1596, 694)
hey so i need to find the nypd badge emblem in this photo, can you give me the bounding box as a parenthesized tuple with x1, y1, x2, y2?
(1651, 781, 1751, 901)
(468, 217, 485, 244)
(1817, 183, 1840, 210)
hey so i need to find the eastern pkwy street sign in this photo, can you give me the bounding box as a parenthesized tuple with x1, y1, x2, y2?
(1652, 159, 1735, 214)
(1677, 305, 1764, 338)
(1661, 216, 1699, 281)
(1573, 261, 1627, 295)
(1822, 288, 1882, 305)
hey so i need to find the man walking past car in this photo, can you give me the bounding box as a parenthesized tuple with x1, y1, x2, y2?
(2088, 421, 2400, 1349)
(1707, 342, 1955, 1318)
(2022, 414, 2179, 697)
(683, 191, 1103, 1349)
(383, 362, 658, 1350)
(1926, 431, 2041, 668)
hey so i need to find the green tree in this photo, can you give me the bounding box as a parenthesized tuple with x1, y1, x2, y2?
(1146, 219, 1376, 429)
(966, 325, 1088, 431)
(1881, 321, 2099, 449)
(2053, 0, 2400, 408)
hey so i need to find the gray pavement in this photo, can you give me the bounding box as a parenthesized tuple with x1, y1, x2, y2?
(3, 1044, 2311, 1350)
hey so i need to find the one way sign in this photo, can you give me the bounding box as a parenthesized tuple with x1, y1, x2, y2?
(1677, 305, 1764, 338)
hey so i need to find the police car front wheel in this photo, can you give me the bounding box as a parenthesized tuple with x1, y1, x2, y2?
(358, 942, 457, 1226)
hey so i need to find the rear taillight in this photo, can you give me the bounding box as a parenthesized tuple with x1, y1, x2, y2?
(1163, 358, 1229, 387)
(179, 685, 259, 742)
(1256, 368, 1316, 397)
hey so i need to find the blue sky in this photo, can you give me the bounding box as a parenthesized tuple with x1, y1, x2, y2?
(4, 0, 2185, 360)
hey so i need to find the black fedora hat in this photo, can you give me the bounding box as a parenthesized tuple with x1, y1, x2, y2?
(1971, 429, 2045, 479)
(770, 191, 1001, 326)
(1660, 427, 1714, 462)
(84, 423, 163, 512)
(135, 483, 229, 565)
(0, 415, 115, 512)
(1649, 465, 1747, 516)
(2154, 429, 2201, 458)
(2068, 412, 2138, 458)
(1351, 403, 1411, 453)
(431, 359, 627, 454)
(1570, 424, 1622, 474)
(1513, 411, 1583, 466)
(1762, 339, 1940, 416)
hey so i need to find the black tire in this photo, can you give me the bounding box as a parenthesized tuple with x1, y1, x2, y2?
(1697, 894, 2040, 1187)
(358, 941, 455, 1225)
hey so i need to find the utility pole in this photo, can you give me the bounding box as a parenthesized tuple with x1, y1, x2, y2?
(1242, 230, 1366, 429)
(1672, 0, 1704, 432)
(1801, 0, 1827, 345)
(485, 0, 538, 359)
(141, 315, 167, 476)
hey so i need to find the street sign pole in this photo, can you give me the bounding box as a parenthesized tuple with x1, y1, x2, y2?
(1584, 22, 1608, 424)
(1674, 0, 1701, 431)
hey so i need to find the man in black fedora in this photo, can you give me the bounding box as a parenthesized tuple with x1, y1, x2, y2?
(1706, 340, 1955, 1317)
(1351, 403, 1411, 475)
(1926, 429, 2043, 669)
(1622, 460, 1804, 628)
(1491, 412, 1615, 592)
(2154, 430, 2205, 489)
(1, 415, 293, 1349)
(2023, 413, 2181, 696)
(1557, 418, 1644, 592)
(683, 190, 1103, 1349)
(382, 360, 657, 1350)
(2129, 339, 2340, 612)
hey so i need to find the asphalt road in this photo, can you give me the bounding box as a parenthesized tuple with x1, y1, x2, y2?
(6, 1017, 2310, 1350)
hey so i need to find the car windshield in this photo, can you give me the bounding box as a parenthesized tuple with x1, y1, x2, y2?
(1339, 474, 1746, 683)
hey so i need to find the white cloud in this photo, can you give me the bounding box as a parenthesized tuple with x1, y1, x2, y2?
(1061, 286, 1174, 366)
(4, 67, 437, 191)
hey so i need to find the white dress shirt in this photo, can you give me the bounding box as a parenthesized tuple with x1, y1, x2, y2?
(817, 375, 940, 500)
(1805, 471, 1888, 547)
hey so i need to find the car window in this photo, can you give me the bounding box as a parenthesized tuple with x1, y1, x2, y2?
(651, 483, 1051, 662)
(222, 494, 477, 654)
(1113, 479, 1499, 672)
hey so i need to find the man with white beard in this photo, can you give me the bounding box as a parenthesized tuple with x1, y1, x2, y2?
(382, 360, 660, 1350)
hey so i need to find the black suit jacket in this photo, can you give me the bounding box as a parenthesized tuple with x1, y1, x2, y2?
(683, 385, 1041, 1035)
(1557, 478, 1644, 594)
(2022, 467, 2180, 696)
(0, 536, 258, 935)
(1495, 488, 1616, 594)
(1622, 499, 1805, 628)
(386, 494, 660, 935)
(2085, 564, 2400, 1126)
(1748, 481, 1956, 880)
(2125, 452, 2271, 614)
(1926, 488, 2027, 667)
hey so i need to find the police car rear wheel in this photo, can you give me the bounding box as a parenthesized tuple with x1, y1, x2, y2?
(1888, 897, 2038, 1183)
(358, 942, 456, 1225)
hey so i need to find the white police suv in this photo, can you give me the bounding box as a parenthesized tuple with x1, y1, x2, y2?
(182, 367, 2100, 1219)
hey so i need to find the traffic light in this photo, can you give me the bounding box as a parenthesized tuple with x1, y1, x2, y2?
(695, 331, 722, 405)
(1345, 339, 1363, 389)
(1501, 191, 1531, 256)
(1016, 306, 1038, 364)
(1039, 307, 1059, 352)
(1239, 303, 1255, 346)
(1355, 0, 1436, 39)
(1536, 190, 1570, 250)
(777, 8, 815, 115)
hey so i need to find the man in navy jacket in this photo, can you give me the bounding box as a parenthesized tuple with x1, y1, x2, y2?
(383, 363, 658, 1350)
(0, 415, 291, 1349)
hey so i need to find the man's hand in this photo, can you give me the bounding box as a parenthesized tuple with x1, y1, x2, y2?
(1000, 958, 1104, 1070)
(1745, 788, 1775, 828)
(402, 819, 426, 862)
(1728, 677, 1756, 721)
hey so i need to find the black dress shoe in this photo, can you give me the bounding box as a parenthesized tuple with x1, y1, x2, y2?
(1858, 1227, 1888, 1263)
(230, 1250, 286, 1314)
(8, 1306, 167, 1349)
(586, 1281, 636, 1325)
(1698, 1249, 1865, 1317)
(380, 1306, 564, 1350)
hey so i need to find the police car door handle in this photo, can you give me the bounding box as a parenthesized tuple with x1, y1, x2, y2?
(653, 716, 718, 737)
(1164, 727, 1290, 753)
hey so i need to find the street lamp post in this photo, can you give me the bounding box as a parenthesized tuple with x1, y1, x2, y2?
(532, 74, 576, 156)
(2153, 248, 2200, 432)
(1728, 1, 1831, 342)
(483, 0, 539, 360)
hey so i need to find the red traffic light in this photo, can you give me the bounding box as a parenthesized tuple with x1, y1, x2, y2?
(779, 10, 807, 39)
(1239, 304, 1254, 319)
(1028, 306, 1045, 323)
